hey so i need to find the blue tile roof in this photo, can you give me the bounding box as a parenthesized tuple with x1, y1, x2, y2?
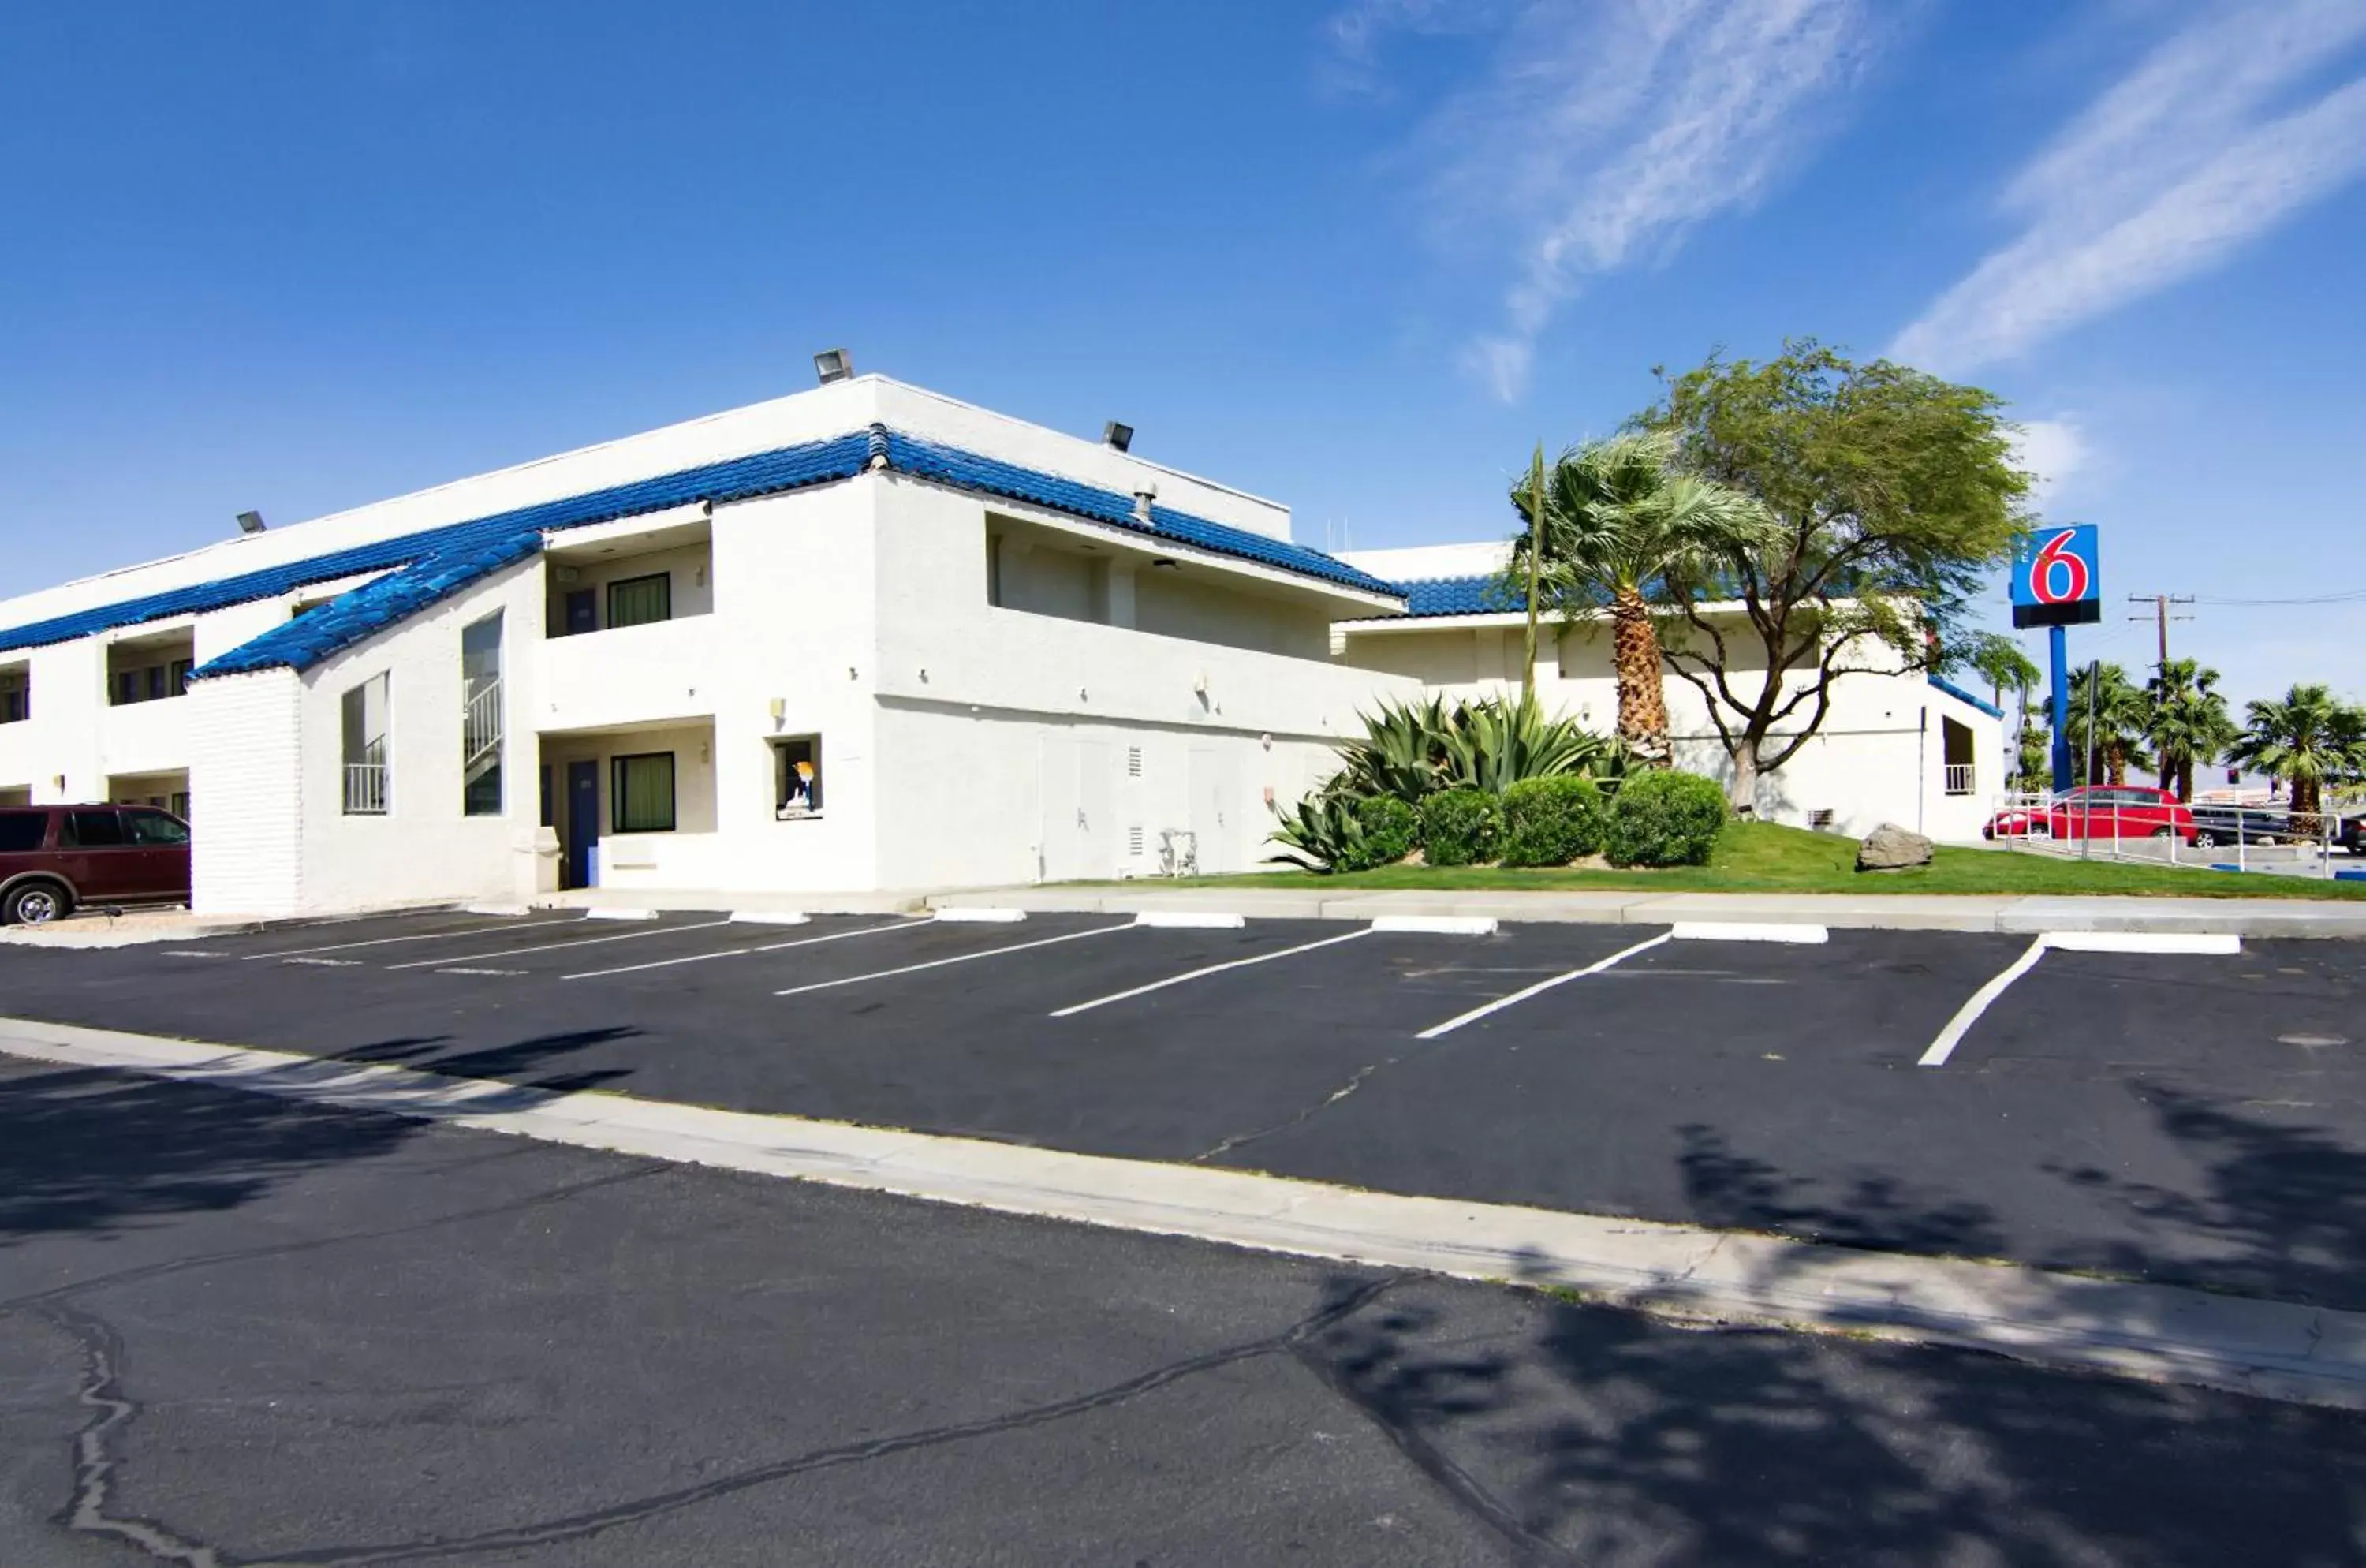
(1928, 673, 2005, 719)
(1394, 574, 1525, 618)
(0, 426, 1399, 679)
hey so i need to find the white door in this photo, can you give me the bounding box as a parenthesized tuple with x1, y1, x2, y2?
(1039, 737, 1114, 883)
(1188, 747, 1239, 874)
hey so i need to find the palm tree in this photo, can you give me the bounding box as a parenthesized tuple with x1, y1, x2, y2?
(1504, 431, 1768, 767)
(2144, 659, 2237, 804)
(1965, 632, 2039, 713)
(2230, 683, 2361, 831)
(2066, 663, 2151, 786)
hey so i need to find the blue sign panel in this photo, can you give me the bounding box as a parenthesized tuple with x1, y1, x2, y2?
(2010, 524, 2101, 629)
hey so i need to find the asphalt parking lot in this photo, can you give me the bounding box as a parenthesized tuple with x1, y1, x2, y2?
(8, 1057, 2366, 1568)
(3, 906, 2362, 1308)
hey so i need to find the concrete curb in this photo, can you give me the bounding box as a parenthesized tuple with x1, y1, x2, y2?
(924, 886, 2366, 939)
(6, 1015, 2362, 1412)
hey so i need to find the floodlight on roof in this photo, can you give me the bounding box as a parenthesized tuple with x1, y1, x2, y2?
(234, 510, 267, 535)
(1103, 421, 1134, 453)
(813, 349, 853, 385)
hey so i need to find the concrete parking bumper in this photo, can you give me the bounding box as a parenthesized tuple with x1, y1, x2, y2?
(6, 1014, 2364, 1414)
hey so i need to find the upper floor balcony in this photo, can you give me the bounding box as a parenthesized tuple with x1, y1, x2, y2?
(533, 610, 723, 735)
(543, 509, 713, 641)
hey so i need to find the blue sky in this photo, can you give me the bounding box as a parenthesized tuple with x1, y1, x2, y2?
(4, 1, 2362, 707)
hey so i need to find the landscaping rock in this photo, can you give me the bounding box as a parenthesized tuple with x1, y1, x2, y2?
(1856, 823, 1935, 872)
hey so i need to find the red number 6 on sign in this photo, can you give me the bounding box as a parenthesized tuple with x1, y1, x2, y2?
(2028, 528, 2090, 605)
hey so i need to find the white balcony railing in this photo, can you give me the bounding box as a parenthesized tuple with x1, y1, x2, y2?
(465, 678, 503, 776)
(344, 763, 389, 816)
(1943, 763, 1976, 797)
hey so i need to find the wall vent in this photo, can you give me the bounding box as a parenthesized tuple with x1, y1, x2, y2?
(1128, 824, 1146, 857)
(1810, 808, 1836, 831)
(1126, 745, 1144, 778)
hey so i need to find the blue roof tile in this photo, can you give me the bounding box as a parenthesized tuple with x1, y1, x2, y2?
(1928, 673, 2005, 719)
(0, 426, 1400, 679)
(1394, 575, 1524, 618)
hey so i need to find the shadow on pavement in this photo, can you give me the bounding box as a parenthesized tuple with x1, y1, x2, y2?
(0, 1062, 424, 1247)
(330, 1026, 643, 1096)
(1310, 1268, 2366, 1567)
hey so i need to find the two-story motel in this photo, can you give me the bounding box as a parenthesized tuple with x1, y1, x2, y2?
(0, 375, 2000, 917)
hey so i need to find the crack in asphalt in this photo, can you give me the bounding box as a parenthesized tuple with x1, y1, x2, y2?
(95, 1274, 1414, 1567)
(1288, 1335, 1580, 1568)
(1193, 1058, 1396, 1165)
(0, 1164, 666, 1315)
(47, 1301, 229, 1568)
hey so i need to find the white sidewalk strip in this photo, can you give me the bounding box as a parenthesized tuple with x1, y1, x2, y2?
(1131, 911, 1247, 930)
(774, 922, 1130, 998)
(386, 918, 737, 971)
(562, 917, 928, 980)
(729, 911, 812, 927)
(1415, 931, 1674, 1040)
(1369, 915, 1499, 936)
(241, 916, 585, 961)
(583, 908, 659, 922)
(1670, 921, 1830, 945)
(6, 1014, 2355, 1411)
(2043, 930, 2242, 955)
(1051, 928, 1373, 1018)
(1918, 936, 2051, 1068)
(935, 907, 1028, 924)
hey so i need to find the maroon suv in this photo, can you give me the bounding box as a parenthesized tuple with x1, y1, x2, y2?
(0, 805, 192, 924)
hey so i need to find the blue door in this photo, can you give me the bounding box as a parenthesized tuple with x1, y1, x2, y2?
(564, 589, 597, 637)
(565, 760, 600, 888)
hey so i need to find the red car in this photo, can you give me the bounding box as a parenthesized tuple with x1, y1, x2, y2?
(0, 804, 192, 924)
(1984, 786, 2200, 845)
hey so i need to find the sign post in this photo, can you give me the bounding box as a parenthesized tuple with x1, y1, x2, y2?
(2010, 525, 2102, 795)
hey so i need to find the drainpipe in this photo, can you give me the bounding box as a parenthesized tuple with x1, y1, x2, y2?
(1916, 707, 1927, 837)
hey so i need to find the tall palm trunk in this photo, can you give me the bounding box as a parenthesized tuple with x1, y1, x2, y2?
(2106, 745, 2129, 786)
(1610, 585, 1670, 767)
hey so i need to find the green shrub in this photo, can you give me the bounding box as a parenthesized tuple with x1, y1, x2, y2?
(1499, 775, 1606, 867)
(1603, 770, 1727, 867)
(1419, 788, 1504, 867)
(1352, 793, 1419, 868)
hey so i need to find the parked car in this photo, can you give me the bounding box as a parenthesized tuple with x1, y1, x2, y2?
(1983, 786, 2200, 845)
(0, 804, 192, 924)
(2338, 810, 2366, 857)
(2189, 803, 2292, 849)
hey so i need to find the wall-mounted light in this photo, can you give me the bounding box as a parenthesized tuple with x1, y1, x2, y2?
(1151, 558, 1180, 572)
(234, 510, 267, 536)
(1103, 421, 1134, 453)
(813, 348, 853, 385)
(769, 698, 786, 721)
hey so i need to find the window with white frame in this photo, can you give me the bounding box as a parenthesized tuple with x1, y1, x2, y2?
(461, 613, 504, 816)
(771, 735, 823, 817)
(342, 674, 391, 816)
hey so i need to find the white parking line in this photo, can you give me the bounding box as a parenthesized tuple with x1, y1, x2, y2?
(1916, 928, 2244, 1068)
(1918, 936, 2050, 1067)
(562, 917, 927, 980)
(241, 915, 587, 961)
(384, 917, 737, 970)
(1414, 932, 1674, 1040)
(1051, 928, 1373, 1017)
(774, 921, 1132, 999)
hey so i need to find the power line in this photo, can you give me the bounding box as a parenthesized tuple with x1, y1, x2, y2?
(2191, 588, 2366, 607)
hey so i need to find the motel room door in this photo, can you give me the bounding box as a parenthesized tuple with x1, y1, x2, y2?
(1187, 748, 1240, 875)
(564, 760, 600, 888)
(1037, 737, 1113, 883)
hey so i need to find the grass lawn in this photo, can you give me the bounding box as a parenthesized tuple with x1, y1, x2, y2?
(1174, 819, 2366, 899)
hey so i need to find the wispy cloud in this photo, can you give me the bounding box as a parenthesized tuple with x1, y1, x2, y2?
(1333, 0, 1879, 401)
(1891, 0, 2366, 374)
(2009, 416, 2088, 502)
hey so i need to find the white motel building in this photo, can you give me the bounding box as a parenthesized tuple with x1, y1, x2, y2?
(0, 373, 2002, 917)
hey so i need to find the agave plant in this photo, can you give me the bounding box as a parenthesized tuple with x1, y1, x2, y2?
(1328, 696, 1450, 801)
(1439, 691, 1624, 794)
(1265, 793, 1371, 875)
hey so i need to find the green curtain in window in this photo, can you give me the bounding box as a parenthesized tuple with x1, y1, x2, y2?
(606, 573, 671, 629)
(612, 753, 676, 833)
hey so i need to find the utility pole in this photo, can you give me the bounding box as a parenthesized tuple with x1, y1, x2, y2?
(2126, 593, 2195, 674)
(1521, 441, 1546, 691)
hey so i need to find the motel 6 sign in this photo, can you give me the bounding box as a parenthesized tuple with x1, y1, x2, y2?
(2010, 524, 2102, 629)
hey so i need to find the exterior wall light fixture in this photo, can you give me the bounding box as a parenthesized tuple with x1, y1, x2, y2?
(813, 349, 853, 385)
